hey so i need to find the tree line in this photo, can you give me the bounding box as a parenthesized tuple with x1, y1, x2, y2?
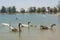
(0, 6, 60, 14)
(0, 6, 16, 14)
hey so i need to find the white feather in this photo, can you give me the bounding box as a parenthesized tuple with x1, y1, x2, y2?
(1, 23, 10, 26)
(21, 24, 28, 27)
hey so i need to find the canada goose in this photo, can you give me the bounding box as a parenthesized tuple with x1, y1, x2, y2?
(9, 21, 31, 32)
(40, 24, 56, 30)
(9, 23, 21, 32)
(10, 27, 18, 32)
(21, 21, 31, 28)
(15, 17, 31, 27)
(9, 26, 18, 32)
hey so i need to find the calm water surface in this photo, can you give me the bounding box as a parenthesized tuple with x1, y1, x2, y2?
(0, 13, 60, 40)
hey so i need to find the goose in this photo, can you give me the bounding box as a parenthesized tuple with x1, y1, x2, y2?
(21, 21, 31, 28)
(9, 26, 18, 32)
(15, 17, 32, 27)
(9, 23, 21, 32)
(1, 23, 10, 26)
(9, 21, 31, 32)
(21, 24, 28, 27)
(40, 24, 56, 30)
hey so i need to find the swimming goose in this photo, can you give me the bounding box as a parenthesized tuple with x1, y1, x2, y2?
(9, 23, 21, 32)
(40, 24, 56, 30)
(21, 21, 31, 28)
(9, 21, 31, 32)
(9, 26, 18, 32)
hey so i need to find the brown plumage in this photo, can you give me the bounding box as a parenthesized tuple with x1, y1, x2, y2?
(40, 24, 56, 30)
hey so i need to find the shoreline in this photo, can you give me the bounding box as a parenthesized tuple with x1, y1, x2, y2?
(55, 13, 60, 16)
(0, 12, 60, 16)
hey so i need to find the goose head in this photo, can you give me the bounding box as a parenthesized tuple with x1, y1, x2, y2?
(28, 21, 31, 25)
(51, 24, 56, 29)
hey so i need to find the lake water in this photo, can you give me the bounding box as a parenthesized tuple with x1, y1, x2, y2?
(0, 13, 60, 40)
